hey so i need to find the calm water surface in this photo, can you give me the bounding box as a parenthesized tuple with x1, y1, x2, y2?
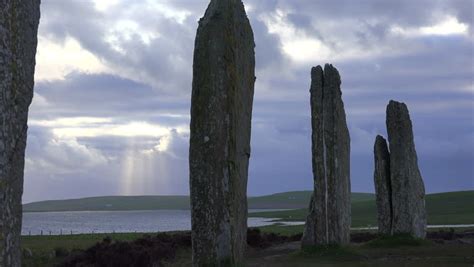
(22, 210, 281, 235)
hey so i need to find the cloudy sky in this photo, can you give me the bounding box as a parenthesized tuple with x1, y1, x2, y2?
(24, 0, 473, 202)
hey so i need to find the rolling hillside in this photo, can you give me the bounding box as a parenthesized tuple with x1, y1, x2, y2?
(23, 196, 191, 212)
(24, 190, 474, 225)
(249, 191, 474, 226)
(248, 191, 375, 209)
(23, 191, 374, 212)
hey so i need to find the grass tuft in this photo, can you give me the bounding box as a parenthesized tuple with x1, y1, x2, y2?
(365, 234, 431, 248)
(295, 244, 366, 261)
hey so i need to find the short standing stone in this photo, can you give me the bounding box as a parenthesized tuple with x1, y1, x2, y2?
(373, 135, 392, 235)
(189, 0, 255, 265)
(386, 100, 427, 238)
(302, 64, 351, 246)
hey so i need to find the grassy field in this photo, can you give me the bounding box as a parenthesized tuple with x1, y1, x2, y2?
(249, 191, 474, 227)
(23, 191, 376, 212)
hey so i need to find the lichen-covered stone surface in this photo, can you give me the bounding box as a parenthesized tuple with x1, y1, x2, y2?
(0, 1, 41, 266)
(386, 100, 427, 239)
(302, 64, 351, 246)
(374, 135, 392, 235)
(189, 0, 255, 265)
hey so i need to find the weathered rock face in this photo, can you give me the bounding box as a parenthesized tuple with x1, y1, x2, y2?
(386, 100, 426, 239)
(302, 64, 351, 246)
(373, 135, 392, 235)
(189, 0, 255, 265)
(0, 1, 41, 266)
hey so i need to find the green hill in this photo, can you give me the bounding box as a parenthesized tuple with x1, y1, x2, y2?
(23, 196, 191, 212)
(24, 191, 374, 212)
(248, 191, 375, 209)
(249, 191, 474, 227)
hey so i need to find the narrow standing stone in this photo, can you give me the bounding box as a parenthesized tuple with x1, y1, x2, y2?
(0, 1, 41, 266)
(302, 64, 351, 246)
(373, 135, 392, 235)
(189, 0, 255, 265)
(386, 100, 426, 238)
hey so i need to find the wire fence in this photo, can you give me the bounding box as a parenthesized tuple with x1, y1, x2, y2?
(22, 229, 151, 236)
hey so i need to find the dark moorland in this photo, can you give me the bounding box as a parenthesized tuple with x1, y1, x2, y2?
(23, 227, 474, 266)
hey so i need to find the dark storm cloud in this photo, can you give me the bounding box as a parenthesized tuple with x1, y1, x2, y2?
(251, 18, 286, 70)
(38, 0, 291, 93)
(40, 0, 196, 93)
(25, 0, 473, 201)
(272, 0, 469, 26)
(32, 72, 189, 121)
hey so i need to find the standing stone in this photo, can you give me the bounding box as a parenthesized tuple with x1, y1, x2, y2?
(302, 66, 326, 246)
(386, 100, 426, 238)
(189, 0, 255, 265)
(373, 135, 392, 235)
(0, 1, 41, 266)
(302, 64, 351, 246)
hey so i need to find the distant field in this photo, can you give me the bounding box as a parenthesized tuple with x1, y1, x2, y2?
(249, 191, 474, 227)
(23, 191, 374, 212)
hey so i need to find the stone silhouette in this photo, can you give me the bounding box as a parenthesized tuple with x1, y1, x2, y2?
(0, 1, 41, 266)
(373, 135, 392, 235)
(373, 101, 426, 238)
(189, 0, 255, 265)
(302, 64, 351, 246)
(387, 100, 427, 238)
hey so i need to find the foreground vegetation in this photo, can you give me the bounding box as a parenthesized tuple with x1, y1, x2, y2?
(22, 226, 474, 266)
(264, 238, 474, 267)
(22, 233, 146, 266)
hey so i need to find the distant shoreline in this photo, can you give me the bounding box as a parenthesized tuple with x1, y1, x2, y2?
(21, 191, 474, 231)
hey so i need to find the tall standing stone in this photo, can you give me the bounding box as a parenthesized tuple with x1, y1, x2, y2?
(189, 0, 255, 265)
(302, 64, 351, 246)
(0, 1, 41, 266)
(373, 135, 392, 235)
(386, 100, 426, 238)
